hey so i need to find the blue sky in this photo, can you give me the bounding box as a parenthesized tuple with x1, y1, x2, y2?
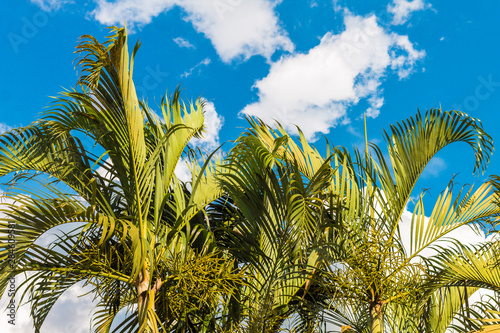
(1, 0, 500, 331)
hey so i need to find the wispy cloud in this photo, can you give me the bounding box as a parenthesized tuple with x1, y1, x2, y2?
(173, 36, 195, 49)
(422, 156, 447, 178)
(346, 125, 363, 138)
(0, 123, 12, 134)
(30, 0, 72, 11)
(181, 58, 211, 78)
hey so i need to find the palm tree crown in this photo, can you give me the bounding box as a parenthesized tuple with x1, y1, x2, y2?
(0, 27, 241, 333)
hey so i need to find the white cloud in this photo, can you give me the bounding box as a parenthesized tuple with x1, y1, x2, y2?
(181, 58, 211, 78)
(346, 124, 362, 138)
(241, 13, 425, 141)
(91, 0, 175, 26)
(0, 278, 96, 333)
(366, 96, 384, 118)
(387, 0, 430, 25)
(174, 159, 192, 183)
(173, 36, 195, 49)
(333, 0, 343, 13)
(179, 0, 294, 62)
(0, 123, 12, 135)
(30, 0, 72, 11)
(36, 283, 96, 333)
(91, 0, 294, 62)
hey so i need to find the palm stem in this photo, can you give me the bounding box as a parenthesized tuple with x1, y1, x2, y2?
(370, 301, 383, 333)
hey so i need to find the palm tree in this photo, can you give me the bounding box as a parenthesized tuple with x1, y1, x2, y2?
(0, 27, 241, 332)
(422, 198, 500, 333)
(324, 110, 500, 332)
(216, 119, 337, 332)
(239, 110, 500, 332)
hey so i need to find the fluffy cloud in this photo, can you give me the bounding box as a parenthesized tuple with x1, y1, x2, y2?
(241, 13, 425, 141)
(174, 159, 191, 183)
(388, 0, 430, 25)
(91, 0, 174, 26)
(91, 0, 294, 62)
(0, 278, 96, 333)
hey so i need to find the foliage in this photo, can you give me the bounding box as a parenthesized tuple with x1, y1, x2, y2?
(215, 119, 336, 332)
(0, 27, 242, 333)
(241, 111, 500, 332)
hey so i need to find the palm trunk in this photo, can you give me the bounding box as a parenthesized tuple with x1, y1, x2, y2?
(136, 268, 151, 332)
(136, 268, 162, 333)
(370, 301, 383, 333)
